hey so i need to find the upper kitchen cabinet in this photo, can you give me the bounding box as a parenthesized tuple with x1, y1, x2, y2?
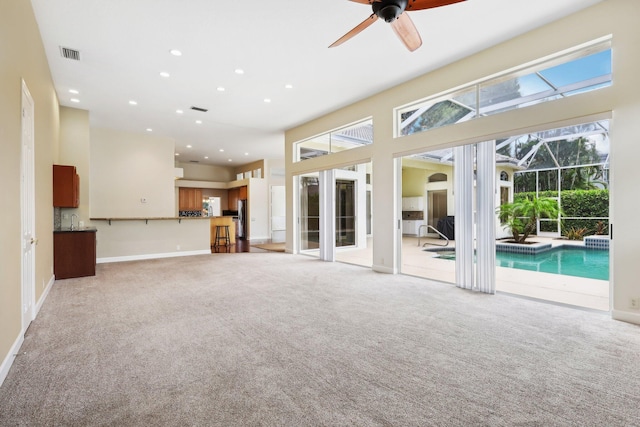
(228, 187, 239, 210)
(402, 196, 424, 211)
(179, 187, 203, 211)
(227, 186, 247, 210)
(53, 164, 79, 208)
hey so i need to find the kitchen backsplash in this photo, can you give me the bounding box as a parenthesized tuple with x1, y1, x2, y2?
(402, 211, 424, 220)
(54, 207, 62, 229)
(179, 210, 202, 217)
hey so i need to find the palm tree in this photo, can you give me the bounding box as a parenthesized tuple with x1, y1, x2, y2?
(498, 196, 560, 243)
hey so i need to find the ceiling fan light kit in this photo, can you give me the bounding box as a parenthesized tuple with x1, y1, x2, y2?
(330, 0, 466, 52)
(373, 0, 408, 22)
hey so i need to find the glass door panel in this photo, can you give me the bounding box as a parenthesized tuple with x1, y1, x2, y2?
(336, 180, 356, 247)
(299, 174, 320, 252)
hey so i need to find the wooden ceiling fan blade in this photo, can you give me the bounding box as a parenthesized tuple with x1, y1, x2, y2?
(390, 13, 422, 51)
(406, 0, 466, 12)
(329, 14, 379, 48)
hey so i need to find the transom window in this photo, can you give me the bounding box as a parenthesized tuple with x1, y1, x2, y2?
(397, 39, 611, 137)
(294, 119, 373, 162)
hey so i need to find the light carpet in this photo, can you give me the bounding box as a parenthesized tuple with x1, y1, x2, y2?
(0, 252, 638, 426)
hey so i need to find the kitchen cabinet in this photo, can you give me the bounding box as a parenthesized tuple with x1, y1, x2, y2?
(402, 220, 425, 236)
(228, 187, 239, 210)
(402, 197, 424, 211)
(179, 188, 203, 211)
(53, 165, 79, 208)
(227, 186, 247, 211)
(54, 229, 96, 279)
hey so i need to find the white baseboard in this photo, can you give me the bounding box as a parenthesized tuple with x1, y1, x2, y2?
(35, 274, 55, 316)
(372, 264, 396, 274)
(1, 274, 56, 387)
(97, 249, 211, 264)
(612, 309, 640, 325)
(0, 332, 24, 387)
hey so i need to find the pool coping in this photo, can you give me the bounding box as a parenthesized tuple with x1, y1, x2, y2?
(424, 238, 610, 255)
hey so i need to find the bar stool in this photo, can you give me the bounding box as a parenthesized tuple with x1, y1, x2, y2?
(214, 225, 231, 247)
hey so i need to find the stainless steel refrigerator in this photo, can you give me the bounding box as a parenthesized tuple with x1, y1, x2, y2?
(237, 199, 247, 239)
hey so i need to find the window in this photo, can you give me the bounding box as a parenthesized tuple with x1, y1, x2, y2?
(397, 40, 611, 137)
(428, 173, 447, 183)
(294, 119, 373, 162)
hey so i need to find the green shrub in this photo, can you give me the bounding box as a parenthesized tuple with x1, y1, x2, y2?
(514, 189, 608, 236)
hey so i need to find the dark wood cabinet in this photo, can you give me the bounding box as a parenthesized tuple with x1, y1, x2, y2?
(179, 188, 203, 211)
(54, 230, 96, 279)
(53, 165, 79, 208)
(228, 187, 239, 210)
(227, 186, 247, 211)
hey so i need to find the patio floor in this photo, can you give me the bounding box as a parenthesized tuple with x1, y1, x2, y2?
(335, 236, 609, 312)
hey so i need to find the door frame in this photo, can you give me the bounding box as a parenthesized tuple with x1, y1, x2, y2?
(21, 79, 36, 334)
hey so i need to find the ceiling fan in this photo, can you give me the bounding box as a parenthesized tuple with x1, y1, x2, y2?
(329, 0, 466, 52)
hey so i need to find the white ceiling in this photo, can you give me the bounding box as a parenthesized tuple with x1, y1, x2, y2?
(30, 0, 602, 166)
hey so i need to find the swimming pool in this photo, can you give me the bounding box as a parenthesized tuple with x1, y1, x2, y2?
(433, 246, 609, 280)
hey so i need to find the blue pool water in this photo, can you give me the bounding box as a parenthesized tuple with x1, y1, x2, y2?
(434, 246, 609, 280)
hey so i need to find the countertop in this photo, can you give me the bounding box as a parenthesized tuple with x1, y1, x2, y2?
(54, 227, 98, 233)
(91, 217, 210, 221)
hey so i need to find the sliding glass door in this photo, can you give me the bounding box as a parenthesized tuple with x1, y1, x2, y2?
(336, 180, 356, 247)
(299, 174, 320, 253)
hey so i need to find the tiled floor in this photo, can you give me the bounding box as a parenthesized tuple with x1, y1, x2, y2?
(335, 235, 610, 312)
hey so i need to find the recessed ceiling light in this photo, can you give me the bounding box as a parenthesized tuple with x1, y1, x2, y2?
(195, 120, 202, 124)
(244, 152, 249, 156)
(186, 145, 192, 148)
(146, 128, 152, 132)
(160, 72, 170, 78)
(175, 153, 180, 156)
(176, 109, 183, 114)
(70, 98, 80, 103)
(264, 98, 271, 103)
(170, 49, 182, 56)
(204, 156, 209, 159)
(228, 159, 233, 162)
(69, 89, 79, 94)
(129, 100, 137, 105)
(234, 68, 244, 75)
(219, 149, 224, 152)
(285, 84, 293, 89)
(216, 87, 225, 92)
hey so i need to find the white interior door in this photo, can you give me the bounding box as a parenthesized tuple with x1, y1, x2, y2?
(21, 80, 36, 333)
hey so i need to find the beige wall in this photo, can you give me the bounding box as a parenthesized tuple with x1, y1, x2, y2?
(58, 107, 91, 227)
(285, 0, 640, 324)
(0, 0, 58, 378)
(176, 161, 235, 182)
(91, 127, 176, 218)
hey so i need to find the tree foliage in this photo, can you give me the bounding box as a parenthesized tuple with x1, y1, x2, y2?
(514, 189, 609, 235)
(498, 196, 560, 243)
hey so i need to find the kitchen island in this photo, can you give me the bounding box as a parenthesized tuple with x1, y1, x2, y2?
(90, 217, 211, 262)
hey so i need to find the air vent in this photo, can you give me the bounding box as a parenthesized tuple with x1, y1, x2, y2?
(189, 160, 200, 163)
(59, 46, 80, 61)
(190, 106, 208, 113)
